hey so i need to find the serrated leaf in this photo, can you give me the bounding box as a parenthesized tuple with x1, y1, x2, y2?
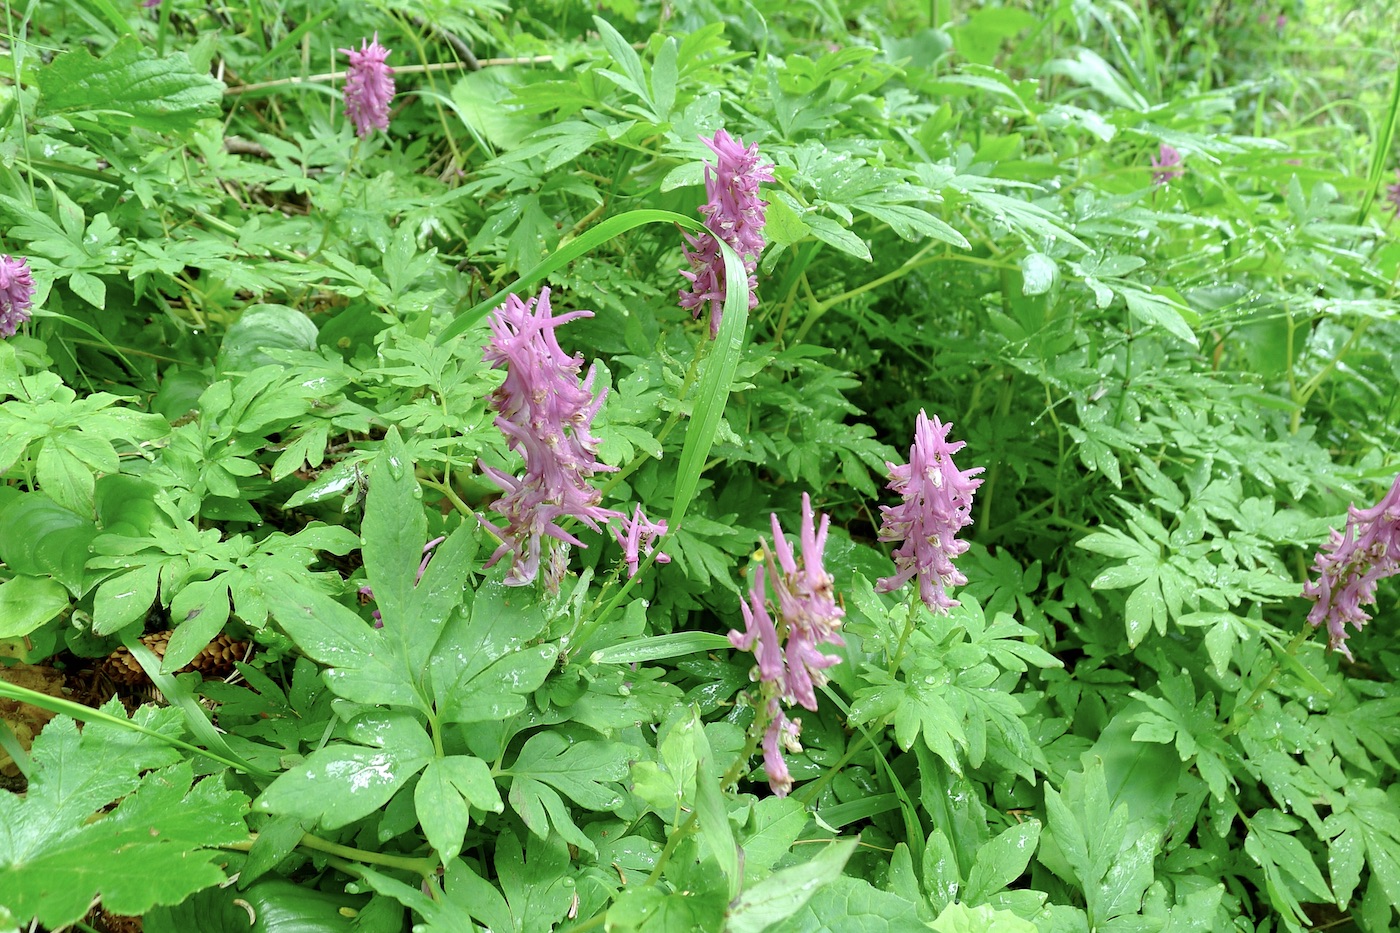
(36, 36, 222, 136)
(764, 875, 926, 933)
(0, 712, 247, 931)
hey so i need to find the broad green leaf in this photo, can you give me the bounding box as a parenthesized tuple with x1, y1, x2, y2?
(764, 875, 925, 933)
(0, 714, 246, 932)
(36, 36, 222, 136)
(932, 902, 1038, 933)
(739, 796, 809, 879)
(0, 575, 69, 638)
(430, 583, 555, 724)
(163, 579, 231, 673)
(691, 712, 740, 898)
(965, 820, 1042, 903)
(727, 838, 857, 933)
(92, 563, 160, 635)
(261, 577, 423, 710)
(217, 305, 319, 375)
(255, 726, 433, 831)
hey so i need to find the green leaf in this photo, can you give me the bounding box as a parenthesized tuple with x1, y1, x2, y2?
(146, 878, 371, 933)
(431, 583, 555, 724)
(0, 707, 247, 930)
(36, 36, 222, 137)
(163, 580, 231, 673)
(593, 16, 653, 112)
(362, 428, 428, 662)
(254, 714, 433, 830)
(965, 820, 1042, 903)
(764, 875, 926, 933)
(590, 631, 733, 664)
(217, 305, 319, 375)
(0, 493, 96, 594)
(932, 902, 1038, 933)
(691, 712, 740, 898)
(0, 575, 70, 638)
(739, 797, 810, 878)
(1020, 252, 1057, 295)
(92, 563, 161, 635)
(805, 213, 872, 261)
(506, 733, 628, 855)
(727, 838, 857, 933)
(261, 577, 423, 710)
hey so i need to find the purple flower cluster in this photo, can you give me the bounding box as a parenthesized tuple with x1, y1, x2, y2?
(1302, 474, 1400, 661)
(0, 255, 35, 339)
(479, 287, 621, 586)
(680, 130, 774, 338)
(612, 505, 670, 579)
(729, 493, 845, 796)
(1151, 144, 1185, 186)
(876, 411, 984, 614)
(342, 34, 395, 138)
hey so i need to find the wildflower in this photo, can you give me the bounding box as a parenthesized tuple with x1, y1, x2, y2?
(0, 255, 35, 339)
(479, 287, 621, 586)
(1302, 474, 1400, 661)
(679, 129, 775, 338)
(876, 411, 984, 614)
(1385, 169, 1400, 216)
(728, 493, 845, 796)
(1151, 144, 1185, 186)
(341, 34, 395, 138)
(612, 505, 670, 578)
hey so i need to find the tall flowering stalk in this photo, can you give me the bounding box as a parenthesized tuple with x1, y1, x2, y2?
(1151, 144, 1185, 186)
(876, 411, 984, 614)
(729, 493, 844, 796)
(1302, 474, 1400, 660)
(679, 130, 774, 338)
(479, 287, 620, 586)
(341, 34, 395, 138)
(0, 255, 35, 339)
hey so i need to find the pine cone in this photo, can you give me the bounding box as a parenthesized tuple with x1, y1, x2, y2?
(101, 631, 249, 686)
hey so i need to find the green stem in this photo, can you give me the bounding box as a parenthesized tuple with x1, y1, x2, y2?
(222, 832, 438, 878)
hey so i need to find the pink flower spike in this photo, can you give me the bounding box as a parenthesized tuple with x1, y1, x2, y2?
(1151, 144, 1185, 186)
(341, 34, 395, 138)
(679, 129, 774, 337)
(760, 701, 802, 798)
(612, 505, 669, 578)
(729, 564, 785, 687)
(1302, 473, 1400, 661)
(876, 411, 984, 614)
(479, 287, 622, 586)
(0, 255, 35, 339)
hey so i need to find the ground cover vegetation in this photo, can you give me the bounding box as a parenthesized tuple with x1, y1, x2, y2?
(1, 0, 1399, 930)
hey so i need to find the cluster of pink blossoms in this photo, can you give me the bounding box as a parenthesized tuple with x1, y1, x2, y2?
(479, 288, 622, 586)
(478, 288, 670, 587)
(0, 255, 35, 339)
(1152, 144, 1185, 186)
(729, 494, 845, 796)
(876, 411, 984, 614)
(1302, 474, 1400, 660)
(1386, 169, 1400, 216)
(679, 130, 774, 338)
(341, 35, 395, 138)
